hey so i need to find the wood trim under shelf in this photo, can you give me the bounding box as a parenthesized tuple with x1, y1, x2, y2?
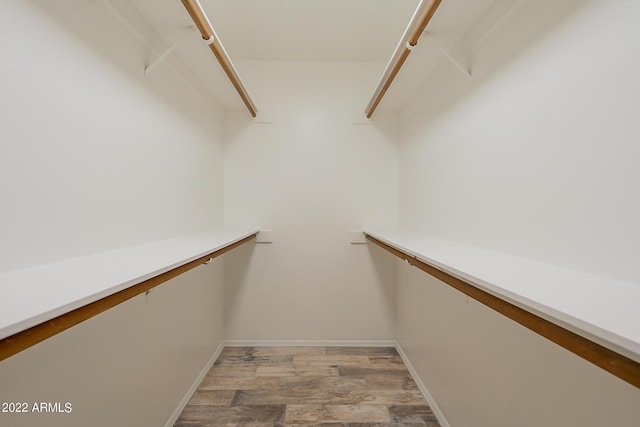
(0, 233, 257, 362)
(365, 233, 640, 389)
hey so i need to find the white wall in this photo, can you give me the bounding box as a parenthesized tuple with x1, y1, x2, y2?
(397, 261, 640, 427)
(400, 0, 640, 283)
(0, 263, 225, 427)
(397, 0, 640, 426)
(223, 61, 399, 341)
(0, 0, 224, 273)
(0, 1, 226, 425)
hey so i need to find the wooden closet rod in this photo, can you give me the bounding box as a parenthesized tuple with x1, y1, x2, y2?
(365, 0, 443, 118)
(0, 233, 257, 362)
(365, 234, 640, 389)
(180, 0, 257, 117)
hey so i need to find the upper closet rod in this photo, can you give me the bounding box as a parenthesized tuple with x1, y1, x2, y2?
(365, 0, 443, 118)
(180, 0, 257, 117)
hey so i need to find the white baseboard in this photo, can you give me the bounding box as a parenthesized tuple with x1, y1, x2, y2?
(223, 339, 397, 347)
(395, 342, 450, 427)
(163, 342, 225, 427)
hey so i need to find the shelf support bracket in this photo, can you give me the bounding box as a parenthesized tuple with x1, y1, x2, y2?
(423, 31, 471, 77)
(144, 28, 195, 76)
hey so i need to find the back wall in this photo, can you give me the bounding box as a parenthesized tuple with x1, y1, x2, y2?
(223, 60, 399, 341)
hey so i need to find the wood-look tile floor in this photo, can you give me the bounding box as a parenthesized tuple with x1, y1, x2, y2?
(175, 346, 440, 427)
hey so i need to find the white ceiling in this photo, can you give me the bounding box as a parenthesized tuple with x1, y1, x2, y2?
(131, 0, 420, 62)
(126, 0, 511, 113)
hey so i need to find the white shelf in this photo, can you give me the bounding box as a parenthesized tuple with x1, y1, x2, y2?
(365, 230, 640, 363)
(0, 230, 257, 341)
